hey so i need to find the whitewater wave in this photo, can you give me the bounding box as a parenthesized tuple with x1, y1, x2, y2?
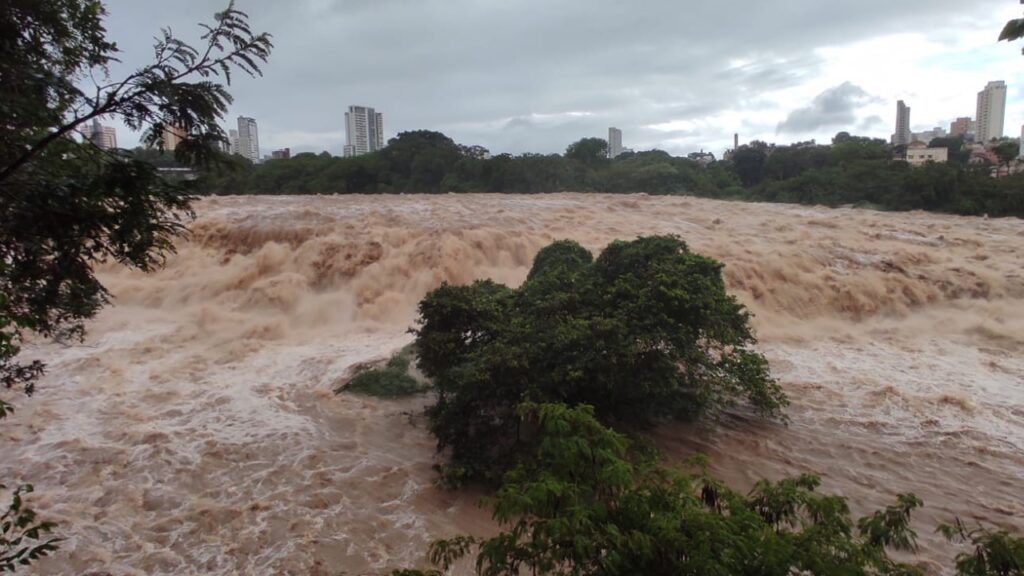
(3, 193, 1022, 575)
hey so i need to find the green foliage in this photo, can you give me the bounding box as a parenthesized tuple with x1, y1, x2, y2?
(340, 346, 428, 399)
(564, 137, 609, 165)
(399, 402, 925, 576)
(0, 485, 61, 572)
(993, 141, 1020, 168)
(415, 236, 786, 483)
(195, 128, 1022, 218)
(1000, 7, 1024, 54)
(940, 519, 1024, 576)
(1, 0, 272, 411)
(1, 2, 272, 570)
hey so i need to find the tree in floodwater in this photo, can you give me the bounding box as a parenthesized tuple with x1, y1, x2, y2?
(0, 1, 272, 569)
(415, 236, 787, 484)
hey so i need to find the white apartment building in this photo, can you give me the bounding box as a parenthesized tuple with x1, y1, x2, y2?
(344, 106, 384, 157)
(904, 141, 948, 166)
(228, 129, 240, 155)
(86, 119, 117, 150)
(976, 81, 1007, 143)
(237, 116, 260, 162)
(608, 127, 623, 158)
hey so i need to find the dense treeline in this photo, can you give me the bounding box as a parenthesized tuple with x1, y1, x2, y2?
(727, 134, 1024, 217)
(188, 129, 1024, 217)
(195, 130, 735, 196)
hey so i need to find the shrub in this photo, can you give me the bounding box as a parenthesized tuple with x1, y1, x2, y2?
(339, 346, 428, 399)
(415, 236, 787, 482)
(400, 402, 928, 576)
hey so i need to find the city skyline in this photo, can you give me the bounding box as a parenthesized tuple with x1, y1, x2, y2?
(100, 0, 1022, 157)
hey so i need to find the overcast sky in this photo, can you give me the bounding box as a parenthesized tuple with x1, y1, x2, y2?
(102, 0, 1023, 157)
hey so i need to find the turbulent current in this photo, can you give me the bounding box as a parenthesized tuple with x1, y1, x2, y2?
(2, 193, 1023, 575)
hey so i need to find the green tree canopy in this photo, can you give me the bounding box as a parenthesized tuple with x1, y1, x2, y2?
(0, 1, 272, 568)
(415, 236, 786, 483)
(565, 137, 609, 165)
(400, 402, 927, 576)
(398, 402, 1024, 576)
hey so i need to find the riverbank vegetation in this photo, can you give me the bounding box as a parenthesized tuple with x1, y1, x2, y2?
(191, 130, 1024, 218)
(337, 345, 428, 398)
(1, 1, 272, 570)
(393, 401, 1024, 576)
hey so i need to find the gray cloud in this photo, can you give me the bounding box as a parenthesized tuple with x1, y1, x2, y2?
(857, 115, 885, 132)
(100, 0, 1009, 156)
(776, 82, 877, 134)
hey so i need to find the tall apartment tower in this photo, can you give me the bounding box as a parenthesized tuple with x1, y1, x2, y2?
(86, 119, 117, 149)
(607, 127, 623, 159)
(237, 116, 260, 162)
(892, 100, 911, 146)
(228, 129, 240, 155)
(975, 81, 1007, 143)
(344, 106, 384, 157)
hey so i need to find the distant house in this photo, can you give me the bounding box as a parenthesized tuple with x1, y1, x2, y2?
(967, 143, 998, 166)
(903, 141, 948, 166)
(687, 150, 716, 166)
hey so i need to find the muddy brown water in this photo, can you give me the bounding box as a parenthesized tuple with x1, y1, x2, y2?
(2, 193, 1022, 575)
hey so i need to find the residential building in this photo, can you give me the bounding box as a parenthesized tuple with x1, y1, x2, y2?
(228, 129, 240, 155)
(86, 119, 117, 149)
(607, 127, 623, 158)
(237, 116, 260, 162)
(950, 117, 972, 138)
(911, 127, 947, 145)
(1019, 124, 1024, 160)
(891, 100, 911, 146)
(976, 81, 1007, 143)
(687, 150, 716, 166)
(271, 148, 291, 160)
(161, 124, 186, 151)
(344, 105, 384, 157)
(904, 141, 948, 166)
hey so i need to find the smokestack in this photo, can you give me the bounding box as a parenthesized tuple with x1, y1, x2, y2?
(734, 133, 739, 150)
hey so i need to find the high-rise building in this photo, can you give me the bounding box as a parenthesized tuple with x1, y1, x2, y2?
(161, 124, 186, 151)
(891, 100, 911, 146)
(950, 117, 972, 138)
(271, 148, 291, 160)
(976, 81, 1007, 143)
(228, 129, 240, 155)
(237, 116, 260, 162)
(1019, 124, 1024, 160)
(86, 119, 117, 150)
(607, 127, 623, 159)
(344, 106, 384, 157)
